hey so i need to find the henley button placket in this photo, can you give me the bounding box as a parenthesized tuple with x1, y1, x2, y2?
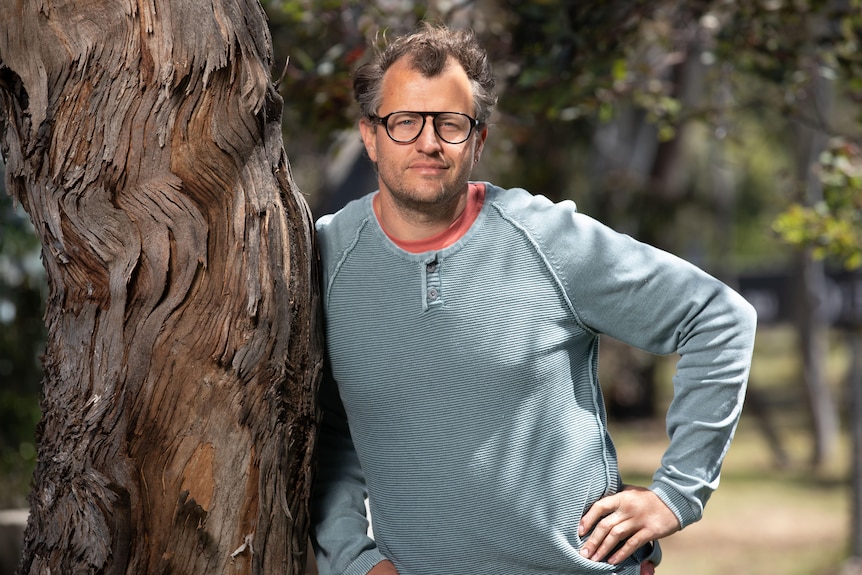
(423, 256, 443, 309)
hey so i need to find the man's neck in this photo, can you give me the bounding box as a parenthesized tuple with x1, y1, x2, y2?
(373, 184, 486, 253)
(374, 190, 468, 242)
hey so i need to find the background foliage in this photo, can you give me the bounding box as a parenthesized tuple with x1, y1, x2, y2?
(0, 164, 44, 508)
(265, 0, 862, 269)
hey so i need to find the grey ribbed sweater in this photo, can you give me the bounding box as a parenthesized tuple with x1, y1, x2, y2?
(311, 183, 756, 575)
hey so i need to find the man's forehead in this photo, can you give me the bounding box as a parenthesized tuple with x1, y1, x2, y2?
(380, 57, 473, 104)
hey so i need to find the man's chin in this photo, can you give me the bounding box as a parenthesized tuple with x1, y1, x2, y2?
(396, 184, 461, 206)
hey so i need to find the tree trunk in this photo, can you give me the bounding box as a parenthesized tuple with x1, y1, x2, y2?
(850, 329, 862, 560)
(0, 2, 321, 574)
(793, 71, 837, 469)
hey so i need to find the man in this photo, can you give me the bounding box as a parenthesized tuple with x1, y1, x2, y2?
(311, 22, 756, 575)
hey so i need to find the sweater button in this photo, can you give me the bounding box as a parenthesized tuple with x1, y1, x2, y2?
(426, 262, 438, 273)
(427, 288, 439, 300)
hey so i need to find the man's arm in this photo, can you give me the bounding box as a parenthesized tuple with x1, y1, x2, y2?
(553, 212, 756, 511)
(508, 194, 756, 565)
(310, 364, 387, 575)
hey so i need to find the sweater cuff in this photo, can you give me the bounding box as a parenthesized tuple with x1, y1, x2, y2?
(649, 480, 702, 529)
(344, 548, 388, 575)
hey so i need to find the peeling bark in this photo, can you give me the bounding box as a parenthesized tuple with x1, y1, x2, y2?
(0, 1, 321, 573)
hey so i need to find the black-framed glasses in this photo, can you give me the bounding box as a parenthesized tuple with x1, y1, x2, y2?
(371, 111, 480, 145)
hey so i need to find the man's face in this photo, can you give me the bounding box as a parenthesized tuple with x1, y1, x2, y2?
(359, 57, 487, 214)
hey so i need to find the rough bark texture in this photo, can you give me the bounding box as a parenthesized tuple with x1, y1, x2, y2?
(0, 1, 321, 573)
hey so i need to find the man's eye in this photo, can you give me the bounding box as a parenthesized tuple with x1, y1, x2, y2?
(392, 115, 420, 127)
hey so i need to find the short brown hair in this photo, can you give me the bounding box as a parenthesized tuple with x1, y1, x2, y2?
(353, 22, 497, 125)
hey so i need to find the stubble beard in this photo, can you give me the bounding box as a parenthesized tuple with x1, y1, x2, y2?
(378, 162, 472, 224)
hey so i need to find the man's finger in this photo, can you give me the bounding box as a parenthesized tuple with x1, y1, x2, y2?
(604, 528, 649, 565)
(580, 512, 628, 562)
(578, 494, 619, 536)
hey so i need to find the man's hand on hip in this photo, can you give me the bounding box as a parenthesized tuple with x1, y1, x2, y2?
(578, 485, 679, 566)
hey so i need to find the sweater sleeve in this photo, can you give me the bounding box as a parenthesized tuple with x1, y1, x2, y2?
(311, 211, 386, 575)
(499, 189, 757, 529)
(310, 362, 386, 575)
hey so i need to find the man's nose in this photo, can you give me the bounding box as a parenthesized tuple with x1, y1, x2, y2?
(414, 118, 443, 152)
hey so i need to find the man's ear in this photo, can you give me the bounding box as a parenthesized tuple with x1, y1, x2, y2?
(359, 118, 379, 163)
(473, 125, 489, 163)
